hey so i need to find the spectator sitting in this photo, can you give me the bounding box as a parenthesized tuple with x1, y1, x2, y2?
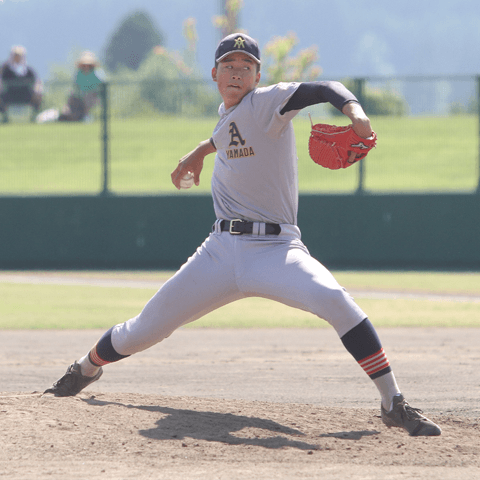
(58, 51, 105, 122)
(0, 45, 43, 123)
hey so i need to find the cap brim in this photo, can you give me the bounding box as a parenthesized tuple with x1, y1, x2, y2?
(216, 51, 261, 64)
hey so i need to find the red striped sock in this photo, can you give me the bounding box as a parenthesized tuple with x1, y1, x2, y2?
(358, 348, 391, 379)
(88, 345, 110, 367)
(87, 327, 130, 367)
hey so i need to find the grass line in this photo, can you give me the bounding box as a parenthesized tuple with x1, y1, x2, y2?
(0, 270, 479, 329)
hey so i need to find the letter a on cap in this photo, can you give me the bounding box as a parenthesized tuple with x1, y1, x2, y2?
(233, 37, 246, 49)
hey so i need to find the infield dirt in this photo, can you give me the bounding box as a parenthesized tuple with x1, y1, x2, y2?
(1, 328, 479, 479)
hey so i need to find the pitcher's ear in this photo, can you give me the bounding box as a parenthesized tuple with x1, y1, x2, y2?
(212, 67, 217, 82)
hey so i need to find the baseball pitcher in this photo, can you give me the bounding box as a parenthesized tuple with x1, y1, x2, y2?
(45, 33, 441, 437)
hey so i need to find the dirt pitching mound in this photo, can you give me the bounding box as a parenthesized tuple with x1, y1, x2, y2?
(1, 328, 480, 479)
(0, 391, 479, 480)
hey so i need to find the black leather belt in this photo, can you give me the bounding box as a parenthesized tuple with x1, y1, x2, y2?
(218, 219, 281, 235)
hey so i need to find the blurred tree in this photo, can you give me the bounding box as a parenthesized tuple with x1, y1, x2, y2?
(263, 32, 321, 84)
(212, 0, 243, 38)
(182, 17, 198, 68)
(449, 98, 478, 115)
(104, 11, 165, 72)
(108, 38, 219, 118)
(329, 79, 407, 116)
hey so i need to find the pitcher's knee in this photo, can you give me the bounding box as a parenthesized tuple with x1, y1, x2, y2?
(111, 314, 177, 356)
(308, 286, 366, 336)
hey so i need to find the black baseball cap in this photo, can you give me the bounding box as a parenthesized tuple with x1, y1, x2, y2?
(215, 33, 261, 65)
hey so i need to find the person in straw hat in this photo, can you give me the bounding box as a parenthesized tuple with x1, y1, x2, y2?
(57, 51, 106, 122)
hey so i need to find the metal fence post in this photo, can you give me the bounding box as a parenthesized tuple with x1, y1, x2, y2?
(100, 82, 110, 196)
(477, 76, 480, 194)
(354, 77, 366, 194)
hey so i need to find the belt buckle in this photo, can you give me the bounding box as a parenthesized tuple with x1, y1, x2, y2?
(229, 219, 243, 235)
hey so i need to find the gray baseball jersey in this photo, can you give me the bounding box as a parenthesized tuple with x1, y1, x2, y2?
(211, 82, 301, 225)
(109, 81, 367, 357)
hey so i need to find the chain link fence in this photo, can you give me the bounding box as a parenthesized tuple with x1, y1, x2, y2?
(0, 75, 478, 196)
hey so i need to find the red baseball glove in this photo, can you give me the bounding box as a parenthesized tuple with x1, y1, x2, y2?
(309, 123, 377, 170)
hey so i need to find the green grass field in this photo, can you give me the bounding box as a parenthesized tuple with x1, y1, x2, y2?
(0, 114, 478, 195)
(1, 270, 479, 330)
(2, 116, 479, 329)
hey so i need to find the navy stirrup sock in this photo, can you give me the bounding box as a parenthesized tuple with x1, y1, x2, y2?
(341, 318, 392, 379)
(88, 327, 130, 367)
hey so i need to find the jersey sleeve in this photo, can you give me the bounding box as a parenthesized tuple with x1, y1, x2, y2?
(250, 82, 301, 137)
(280, 81, 359, 114)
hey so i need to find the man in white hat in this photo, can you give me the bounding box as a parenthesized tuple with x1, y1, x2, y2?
(0, 45, 43, 122)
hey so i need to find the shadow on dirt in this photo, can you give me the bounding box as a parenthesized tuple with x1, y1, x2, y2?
(318, 430, 380, 440)
(82, 396, 372, 451)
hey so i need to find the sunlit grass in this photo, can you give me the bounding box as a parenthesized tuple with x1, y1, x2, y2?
(0, 270, 479, 329)
(0, 115, 477, 195)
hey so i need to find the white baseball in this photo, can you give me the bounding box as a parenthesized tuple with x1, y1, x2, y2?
(179, 172, 194, 189)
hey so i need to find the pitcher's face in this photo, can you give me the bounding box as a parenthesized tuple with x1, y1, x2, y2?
(212, 52, 261, 109)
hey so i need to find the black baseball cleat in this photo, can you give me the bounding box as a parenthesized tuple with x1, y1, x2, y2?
(44, 361, 103, 397)
(381, 394, 441, 436)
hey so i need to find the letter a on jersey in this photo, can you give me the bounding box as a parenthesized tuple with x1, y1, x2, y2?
(229, 122, 246, 147)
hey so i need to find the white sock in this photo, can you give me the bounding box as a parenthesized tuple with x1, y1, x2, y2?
(78, 354, 101, 377)
(372, 372, 401, 411)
